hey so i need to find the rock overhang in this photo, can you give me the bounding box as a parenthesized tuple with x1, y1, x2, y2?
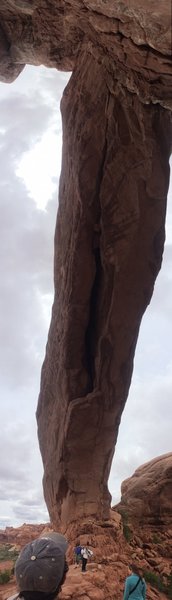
(0, 0, 171, 109)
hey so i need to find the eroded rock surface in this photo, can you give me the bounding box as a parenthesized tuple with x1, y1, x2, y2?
(0, 1, 172, 527)
(116, 452, 172, 526)
(0, 0, 171, 109)
(37, 54, 171, 526)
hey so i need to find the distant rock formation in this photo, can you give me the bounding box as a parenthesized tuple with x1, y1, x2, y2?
(0, 1, 172, 527)
(0, 523, 49, 547)
(116, 452, 172, 526)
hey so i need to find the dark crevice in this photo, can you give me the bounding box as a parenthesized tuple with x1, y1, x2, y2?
(85, 246, 102, 388)
(84, 97, 110, 390)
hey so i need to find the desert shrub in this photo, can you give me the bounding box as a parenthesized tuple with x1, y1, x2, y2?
(119, 511, 132, 542)
(144, 570, 165, 592)
(120, 510, 129, 523)
(144, 570, 172, 598)
(123, 523, 132, 542)
(0, 546, 8, 561)
(0, 544, 19, 562)
(0, 569, 11, 584)
(166, 574, 172, 599)
(152, 533, 161, 544)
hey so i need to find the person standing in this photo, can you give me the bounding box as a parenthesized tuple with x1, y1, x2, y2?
(74, 542, 82, 565)
(81, 547, 88, 572)
(81, 543, 93, 572)
(123, 564, 146, 600)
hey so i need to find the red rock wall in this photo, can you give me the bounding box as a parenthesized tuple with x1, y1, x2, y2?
(0, 1, 172, 528)
(37, 51, 171, 526)
(116, 452, 172, 526)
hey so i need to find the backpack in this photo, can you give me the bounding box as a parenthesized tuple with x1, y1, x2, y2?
(75, 545, 82, 555)
(86, 548, 93, 558)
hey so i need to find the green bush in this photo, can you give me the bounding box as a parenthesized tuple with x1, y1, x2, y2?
(0, 569, 11, 584)
(144, 569, 172, 597)
(123, 523, 132, 542)
(144, 570, 164, 592)
(0, 544, 19, 562)
(152, 534, 161, 544)
(119, 510, 132, 542)
(166, 574, 172, 599)
(120, 510, 129, 523)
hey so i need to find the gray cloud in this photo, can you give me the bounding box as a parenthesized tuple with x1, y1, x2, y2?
(13, 505, 49, 523)
(0, 417, 49, 524)
(0, 92, 58, 390)
(0, 66, 67, 525)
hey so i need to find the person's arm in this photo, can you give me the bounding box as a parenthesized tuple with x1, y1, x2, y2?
(142, 579, 146, 600)
(123, 577, 130, 600)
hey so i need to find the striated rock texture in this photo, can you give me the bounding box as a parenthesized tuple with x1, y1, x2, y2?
(0, 1, 172, 527)
(116, 453, 172, 526)
(0, 1, 172, 110)
(37, 61, 171, 524)
(37, 59, 171, 525)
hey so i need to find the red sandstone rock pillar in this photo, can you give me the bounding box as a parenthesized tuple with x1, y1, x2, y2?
(37, 50, 172, 528)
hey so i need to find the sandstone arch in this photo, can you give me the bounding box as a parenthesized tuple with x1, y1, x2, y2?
(0, 0, 171, 528)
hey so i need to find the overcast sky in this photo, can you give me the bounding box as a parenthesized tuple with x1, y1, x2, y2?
(0, 65, 171, 528)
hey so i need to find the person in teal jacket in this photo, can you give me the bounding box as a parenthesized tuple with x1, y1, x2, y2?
(123, 564, 146, 600)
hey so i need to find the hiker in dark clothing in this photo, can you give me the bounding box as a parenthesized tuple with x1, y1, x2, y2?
(81, 543, 93, 572)
(74, 542, 82, 565)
